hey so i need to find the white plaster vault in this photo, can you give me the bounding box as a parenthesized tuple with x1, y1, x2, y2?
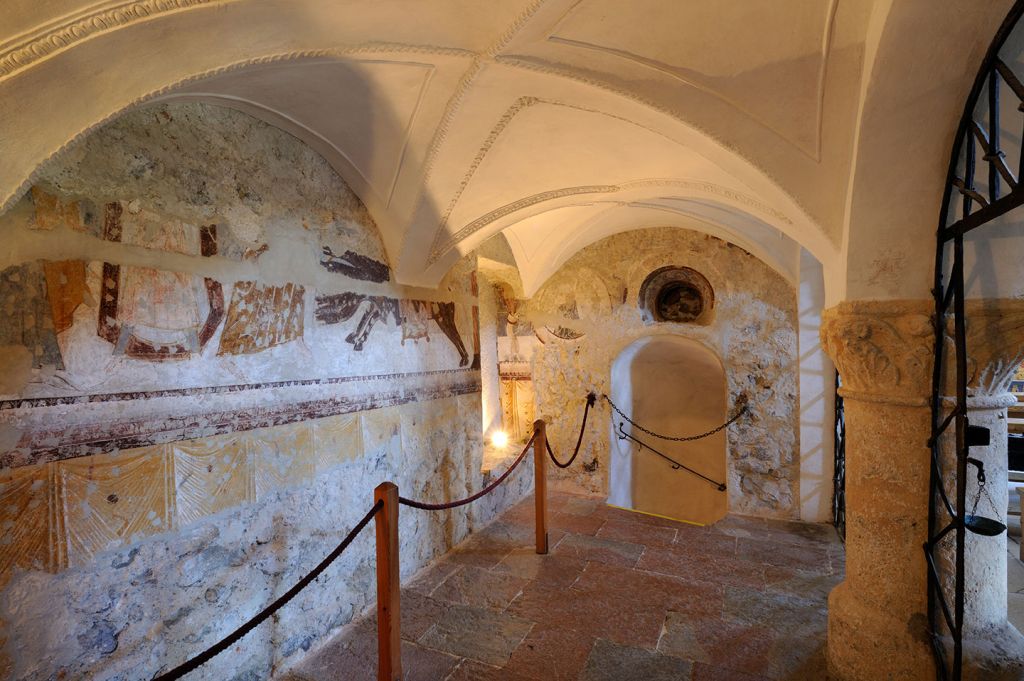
(3, 0, 1015, 304)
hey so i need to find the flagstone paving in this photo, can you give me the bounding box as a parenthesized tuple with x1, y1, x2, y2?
(282, 491, 843, 681)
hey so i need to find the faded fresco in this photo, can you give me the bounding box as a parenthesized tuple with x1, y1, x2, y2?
(0, 99, 484, 567)
(0, 102, 498, 681)
(0, 106, 480, 468)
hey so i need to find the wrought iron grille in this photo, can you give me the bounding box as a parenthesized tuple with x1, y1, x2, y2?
(928, 3, 1024, 679)
(833, 371, 846, 541)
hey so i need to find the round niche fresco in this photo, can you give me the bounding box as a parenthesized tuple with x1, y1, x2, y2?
(639, 266, 714, 325)
(533, 267, 611, 343)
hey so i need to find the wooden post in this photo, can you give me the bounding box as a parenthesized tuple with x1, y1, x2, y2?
(533, 419, 548, 554)
(374, 482, 401, 681)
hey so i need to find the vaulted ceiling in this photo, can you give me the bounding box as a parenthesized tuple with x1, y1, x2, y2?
(0, 1, 1014, 300)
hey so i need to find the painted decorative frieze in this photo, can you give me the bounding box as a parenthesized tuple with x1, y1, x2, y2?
(0, 101, 484, 585)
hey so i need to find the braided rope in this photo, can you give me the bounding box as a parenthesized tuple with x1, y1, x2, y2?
(603, 393, 749, 441)
(546, 392, 596, 468)
(399, 431, 537, 510)
(153, 500, 383, 680)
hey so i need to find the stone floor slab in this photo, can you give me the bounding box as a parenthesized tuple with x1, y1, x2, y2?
(507, 579, 666, 649)
(417, 602, 534, 666)
(501, 623, 597, 681)
(493, 546, 587, 588)
(736, 536, 833, 574)
(597, 518, 677, 547)
(638, 542, 767, 589)
(283, 492, 843, 681)
(429, 564, 530, 611)
(290, 623, 459, 681)
(657, 609, 773, 676)
(552, 532, 645, 568)
(579, 639, 693, 681)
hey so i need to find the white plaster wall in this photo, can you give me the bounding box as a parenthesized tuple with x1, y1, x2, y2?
(608, 335, 728, 525)
(799, 248, 836, 523)
(477, 269, 502, 438)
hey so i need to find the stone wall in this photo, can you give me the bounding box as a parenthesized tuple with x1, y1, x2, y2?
(525, 228, 800, 518)
(0, 102, 521, 680)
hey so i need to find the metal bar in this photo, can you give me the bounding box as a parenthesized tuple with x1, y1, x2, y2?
(925, 547, 959, 635)
(926, 518, 959, 549)
(930, 635, 952, 681)
(971, 120, 1016, 192)
(951, 177, 990, 208)
(952, 234, 968, 681)
(833, 370, 846, 541)
(930, 448, 957, 519)
(617, 423, 727, 490)
(930, 408, 957, 447)
(989, 70, 1005, 200)
(942, 280, 956, 314)
(942, 182, 1024, 239)
(995, 58, 1024, 102)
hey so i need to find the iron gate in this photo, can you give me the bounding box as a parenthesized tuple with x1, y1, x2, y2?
(928, 3, 1024, 679)
(833, 371, 846, 541)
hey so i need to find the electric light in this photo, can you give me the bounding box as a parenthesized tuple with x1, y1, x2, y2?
(491, 430, 509, 448)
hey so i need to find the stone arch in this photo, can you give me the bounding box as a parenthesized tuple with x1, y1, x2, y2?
(607, 334, 729, 525)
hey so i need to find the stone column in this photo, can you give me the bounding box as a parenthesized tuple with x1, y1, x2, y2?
(944, 301, 1024, 680)
(820, 300, 936, 681)
(821, 299, 1024, 681)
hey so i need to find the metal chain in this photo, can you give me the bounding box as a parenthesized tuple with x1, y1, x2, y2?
(971, 472, 1000, 517)
(602, 393, 749, 442)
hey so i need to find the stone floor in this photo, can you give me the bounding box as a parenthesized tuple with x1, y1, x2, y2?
(1007, 513, 1024, 631)
(282, 491, 844, 681)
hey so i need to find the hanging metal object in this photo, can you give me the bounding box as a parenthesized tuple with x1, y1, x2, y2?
(963, 457, 1007, 537)
(966, 424, 991, 447)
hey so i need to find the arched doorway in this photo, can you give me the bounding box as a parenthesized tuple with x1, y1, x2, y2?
(607, 335, 728, 525)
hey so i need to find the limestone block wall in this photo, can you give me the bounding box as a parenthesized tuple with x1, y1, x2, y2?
(526, 228, 800, 518)
(0, 102, 520, 680)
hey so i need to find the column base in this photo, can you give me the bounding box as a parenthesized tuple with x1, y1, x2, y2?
(958, 621, 1024, 681)
(826, 581, 934, 681)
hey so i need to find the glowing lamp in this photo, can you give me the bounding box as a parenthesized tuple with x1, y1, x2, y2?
(491, 431, 509, 448)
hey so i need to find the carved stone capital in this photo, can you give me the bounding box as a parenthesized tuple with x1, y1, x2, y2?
(948, 299, 1024, 396)
(820, 300, 934, 405)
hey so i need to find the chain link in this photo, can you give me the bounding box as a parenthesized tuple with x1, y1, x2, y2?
(602, 393, 749, 442)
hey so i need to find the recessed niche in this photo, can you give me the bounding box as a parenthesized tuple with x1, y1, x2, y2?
(639, 266, 714, 325)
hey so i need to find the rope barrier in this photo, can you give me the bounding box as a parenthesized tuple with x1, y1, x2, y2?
(153, 500, 383, 681)
(398, 431, 538, 511)
(152, 390, 748, 678)
(603, 392, 749, 441)
(546, 392, 596, 468)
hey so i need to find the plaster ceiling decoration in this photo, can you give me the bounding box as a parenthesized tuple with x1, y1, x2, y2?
(0, 0, 225, 78)
(537, 0, 837, 159)
(10, 0, 1006, 302)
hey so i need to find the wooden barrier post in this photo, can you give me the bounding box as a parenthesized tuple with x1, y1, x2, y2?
(533, 419, 548, 554)
(374, 482, 401, 681)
